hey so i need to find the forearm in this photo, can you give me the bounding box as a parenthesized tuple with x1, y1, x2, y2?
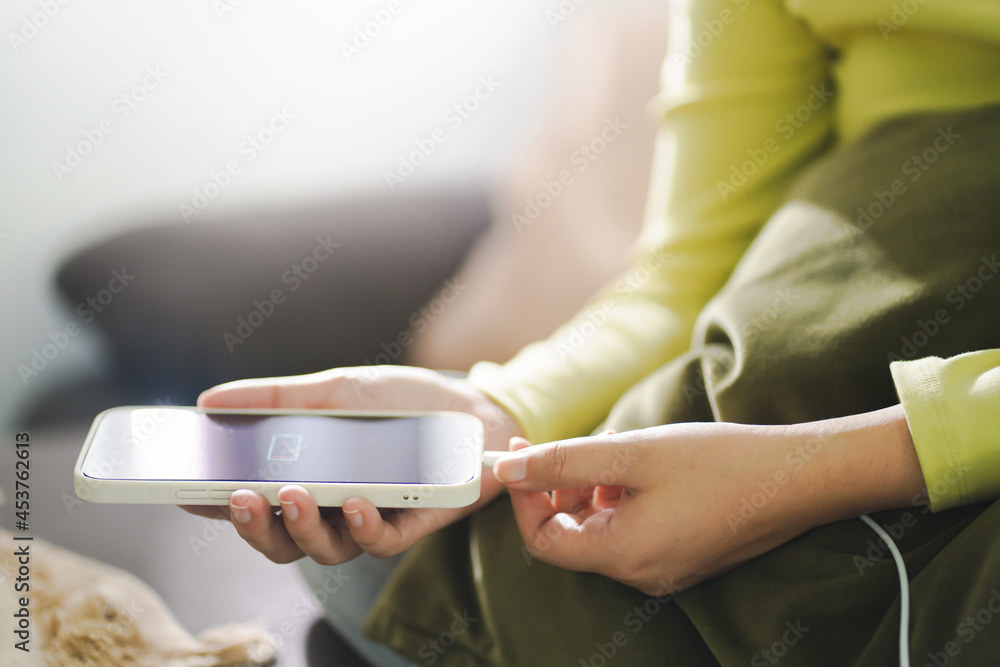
(783, 404, 927, 529)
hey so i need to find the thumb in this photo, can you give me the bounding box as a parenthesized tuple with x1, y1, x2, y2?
(494, 432, 638, 491)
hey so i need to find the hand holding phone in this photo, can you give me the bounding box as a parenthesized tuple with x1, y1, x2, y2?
(179, 366, 522, 565)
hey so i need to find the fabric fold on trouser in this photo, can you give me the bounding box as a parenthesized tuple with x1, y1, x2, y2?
(363, 104, 1000, 666)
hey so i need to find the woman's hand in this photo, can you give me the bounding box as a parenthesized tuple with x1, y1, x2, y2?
(493, 405, 926, 595)
(181, 365, 522, 565)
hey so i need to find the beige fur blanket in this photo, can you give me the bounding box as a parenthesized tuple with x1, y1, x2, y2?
(0, 520, 275, 666)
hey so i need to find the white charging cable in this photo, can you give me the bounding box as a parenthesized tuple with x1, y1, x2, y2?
(859, 514, 910, 667)
(482, 450, 504, 468)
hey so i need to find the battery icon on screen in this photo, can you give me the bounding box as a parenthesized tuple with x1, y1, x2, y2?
(267, 433, 303, 461)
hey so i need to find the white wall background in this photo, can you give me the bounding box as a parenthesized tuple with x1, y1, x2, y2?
(0, 0, 603, 431)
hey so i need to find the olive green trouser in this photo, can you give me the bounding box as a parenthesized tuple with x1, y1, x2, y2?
(364, 104, 1000, 666)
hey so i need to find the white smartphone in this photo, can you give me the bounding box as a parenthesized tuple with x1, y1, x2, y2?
(74, 406, 492, 509)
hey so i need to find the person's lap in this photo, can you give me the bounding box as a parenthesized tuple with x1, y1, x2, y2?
(305, 103, 1000, 665)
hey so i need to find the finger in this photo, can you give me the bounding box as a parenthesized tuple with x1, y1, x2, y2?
(495, 433, 640, 492)
(228, 489, 306, 564)
(552, 486, 595, 514)
(594, 485, 624, 509)
(491, 434, 532, 484)
(197, 369, 344, 409)
(341, 497, 442, 559)
(503, 433, 620, 570)
(508, 486, 615, 572)
(276, 486, 362, 565)
(501, 436, 568, 524)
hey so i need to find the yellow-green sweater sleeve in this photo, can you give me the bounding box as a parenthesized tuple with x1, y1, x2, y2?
(891, 351, 1000, 512)
(467, 0, 832, 444)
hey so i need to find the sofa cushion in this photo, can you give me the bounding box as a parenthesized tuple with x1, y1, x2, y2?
(55, 190, 490, 405)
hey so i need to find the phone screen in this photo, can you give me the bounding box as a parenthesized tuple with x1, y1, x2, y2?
(81, 409, 478, 485)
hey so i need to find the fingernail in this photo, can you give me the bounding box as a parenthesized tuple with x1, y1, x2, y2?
(279, 499, 299, 521)
(230, 502, 251, 524)
(230, 490, 253, 524)
(494, 454, 527, 483)
(343, 508, 363, 528)
(508, 436, 531, 452)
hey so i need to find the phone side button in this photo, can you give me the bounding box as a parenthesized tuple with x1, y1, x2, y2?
(176, 490, 208, 500)
(209, 491, 233, 500)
